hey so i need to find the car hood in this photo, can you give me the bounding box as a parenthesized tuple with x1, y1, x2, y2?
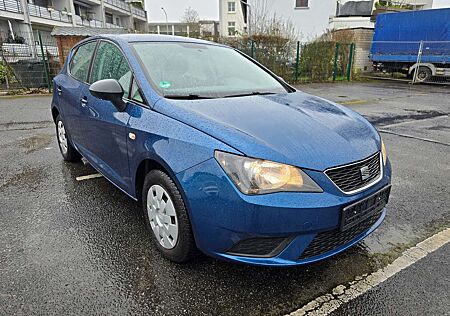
(154, 91, 380, 171)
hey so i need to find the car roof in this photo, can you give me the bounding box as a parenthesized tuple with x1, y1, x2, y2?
(95, 34, 221, 46)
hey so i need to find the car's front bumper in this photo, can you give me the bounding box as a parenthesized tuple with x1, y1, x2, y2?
(176, 157, 392, 266)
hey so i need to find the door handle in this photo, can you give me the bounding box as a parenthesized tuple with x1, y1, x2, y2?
(57, 86, 62, 96)
(80, 97, 88, 107)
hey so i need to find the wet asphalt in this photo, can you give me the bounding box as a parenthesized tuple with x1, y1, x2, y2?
(330, 242, 450, 316)
(0, 81, 449, 315)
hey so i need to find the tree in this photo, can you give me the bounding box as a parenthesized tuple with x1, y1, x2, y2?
(182, 7, 200, 24)
(181, 7, 201, 38)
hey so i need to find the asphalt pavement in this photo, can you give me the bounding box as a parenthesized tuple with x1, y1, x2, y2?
(0, 81, 449, 315)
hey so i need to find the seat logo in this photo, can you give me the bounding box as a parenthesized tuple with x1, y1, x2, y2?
(360, 166, 371, 181)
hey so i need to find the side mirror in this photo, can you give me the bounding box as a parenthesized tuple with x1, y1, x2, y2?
(89, 79, 126, 112)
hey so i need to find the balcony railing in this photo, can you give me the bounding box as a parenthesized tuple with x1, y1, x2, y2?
(105, 22, 123, 29)
(0, 0, 22, 13)
(76, 18, 103, 28)
(104, 0, 130, 12)
(131, 6, 146, 18)
(28, 3, 72, 23)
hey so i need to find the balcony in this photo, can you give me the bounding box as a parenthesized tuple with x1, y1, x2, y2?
(0, 0, 22, 14)
(76, 18, 103, 28)
(104, 0, 130, 12)
(105, 22, 123, 29)
(28, 3, 72, 23)
(131, 5, 146, 19)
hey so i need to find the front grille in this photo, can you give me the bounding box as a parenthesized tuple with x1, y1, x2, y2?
(299, 209, 383, 260)
(227, 237, 291, 258)
(325, 153, 381, 193)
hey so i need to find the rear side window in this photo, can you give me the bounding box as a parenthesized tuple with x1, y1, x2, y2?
(90, 41, 131, 98)
(69, 41, 97, 82)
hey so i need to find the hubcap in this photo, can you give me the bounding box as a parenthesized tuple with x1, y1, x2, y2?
(57, 120, 68, 154)
(147, 185, 179, 249)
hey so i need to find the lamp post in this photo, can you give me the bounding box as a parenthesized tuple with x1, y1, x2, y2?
(161, 7, 168, 35)
(239, 0, 251, 37)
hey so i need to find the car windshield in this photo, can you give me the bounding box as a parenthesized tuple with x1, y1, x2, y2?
(132, 42, 289, 99)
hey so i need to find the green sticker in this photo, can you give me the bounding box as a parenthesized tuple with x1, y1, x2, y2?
(159, 81, 171, 89)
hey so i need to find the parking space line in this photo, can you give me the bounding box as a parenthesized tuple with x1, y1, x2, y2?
(75, 173, 103, 181)
(380, 114, 449, 129)
(379, 130, 450, 146)
(287, 227, 450, 316)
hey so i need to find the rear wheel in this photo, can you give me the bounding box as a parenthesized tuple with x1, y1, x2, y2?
(55, 115, 80, 162)
(142, 170, 197, 262)
(415, 66, 432, 83)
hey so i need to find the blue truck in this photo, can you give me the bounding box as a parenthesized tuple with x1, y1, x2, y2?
(370, 8, 450, 82)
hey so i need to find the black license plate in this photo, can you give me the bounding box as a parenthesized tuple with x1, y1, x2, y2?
(340, 185, 391, 231)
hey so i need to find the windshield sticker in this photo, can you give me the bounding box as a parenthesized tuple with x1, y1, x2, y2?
(159, 81, 171, 89)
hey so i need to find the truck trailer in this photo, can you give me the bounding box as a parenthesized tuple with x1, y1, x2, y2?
(370, 8, 450, 82)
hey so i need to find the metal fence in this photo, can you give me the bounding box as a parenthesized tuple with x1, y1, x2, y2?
(0, 30, 60, 91)
(219, 38, 356, 83)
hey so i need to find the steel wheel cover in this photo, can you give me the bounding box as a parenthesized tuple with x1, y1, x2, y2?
(147, 184, 179, 249)
(57, 120, 68, 154)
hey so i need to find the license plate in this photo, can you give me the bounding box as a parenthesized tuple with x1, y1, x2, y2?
(340, 185, 391, 231)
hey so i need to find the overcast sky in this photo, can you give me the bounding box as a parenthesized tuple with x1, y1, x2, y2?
(145, 0, 219, 22)
(145, 0, 450, 22)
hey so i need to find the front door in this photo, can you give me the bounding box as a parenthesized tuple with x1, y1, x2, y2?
(79, 41, 133, 192)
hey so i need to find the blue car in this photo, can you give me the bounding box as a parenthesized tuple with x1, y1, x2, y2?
(51, 35, 391, 266)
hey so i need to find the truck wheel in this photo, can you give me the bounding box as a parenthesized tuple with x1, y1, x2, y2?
(415, 67, 432, 82)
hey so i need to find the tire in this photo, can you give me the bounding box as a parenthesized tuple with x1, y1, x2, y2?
(142, 169, 198, 263)
(415, 66, 432, 83)
(55, 115, 81, 162)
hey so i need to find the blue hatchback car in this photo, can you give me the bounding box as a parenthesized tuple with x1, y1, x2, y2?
(51, 35, 391, 266)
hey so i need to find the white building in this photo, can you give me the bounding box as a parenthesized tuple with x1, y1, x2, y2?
(219, 0, 434, 39)
(0, 0, 148, 41)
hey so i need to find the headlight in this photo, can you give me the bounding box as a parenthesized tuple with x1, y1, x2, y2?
(381, 139, 387, 166)
(214, 151, 323, 195)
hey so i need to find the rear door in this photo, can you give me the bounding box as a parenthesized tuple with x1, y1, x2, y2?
(58, 40, 97, 146)
(79, 40, 133, 192)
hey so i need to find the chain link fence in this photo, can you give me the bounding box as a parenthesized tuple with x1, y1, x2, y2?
(0, 30, 60, 91)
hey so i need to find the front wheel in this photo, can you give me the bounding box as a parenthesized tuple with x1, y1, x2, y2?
(142, 170, 198, 263)
(414, 66, 432, 83)
(55, 115, 80, 162)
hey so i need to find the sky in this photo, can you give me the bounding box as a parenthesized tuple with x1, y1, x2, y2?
(145, 0, 219, 22)
(144, 0, 450, 22)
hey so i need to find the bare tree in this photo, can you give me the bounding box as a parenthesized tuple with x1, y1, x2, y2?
(182, 7, 200, 24)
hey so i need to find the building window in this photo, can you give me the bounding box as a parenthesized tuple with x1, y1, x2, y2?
(295, 0, 309, 8)
(228, 21, 236, 36)
(228, 2, 236, 12)
(105, 12, 113, 24)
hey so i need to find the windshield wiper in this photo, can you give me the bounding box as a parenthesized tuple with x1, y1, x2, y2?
(222, 91, 278, 98)
(163, 94, 215, 100)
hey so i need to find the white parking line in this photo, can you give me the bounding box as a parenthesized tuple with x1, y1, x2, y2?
(287, 227, 450, 316)
(75, 173, 103, 181)
(379, 130, 450, 146)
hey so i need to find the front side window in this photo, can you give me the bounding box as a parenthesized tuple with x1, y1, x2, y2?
(295, 0, 309, 8)
(90, 41, 131, 98)
(132, 42, 287, 99)
(228, 21, 236, 36)
(69, 41, 97, 82)
(228, 1, 236, 12)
